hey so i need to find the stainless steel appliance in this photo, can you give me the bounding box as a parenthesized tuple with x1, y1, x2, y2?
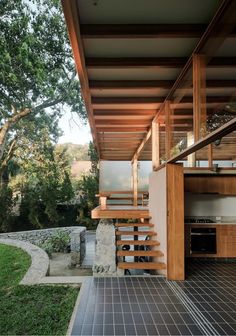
(190, 227, 217, 254)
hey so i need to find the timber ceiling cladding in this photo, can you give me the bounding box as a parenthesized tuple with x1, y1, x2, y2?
(62, 0, 236, 161)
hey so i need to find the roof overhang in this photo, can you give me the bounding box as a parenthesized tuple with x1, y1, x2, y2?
(62, 0, 236, 162)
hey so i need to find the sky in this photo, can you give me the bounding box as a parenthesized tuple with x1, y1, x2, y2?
(58, 110, 92, 145)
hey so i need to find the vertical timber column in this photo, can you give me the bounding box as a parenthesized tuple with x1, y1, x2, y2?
(208, 143, 213, 167)
(193, 54, 207, 167)
(132, 158, 138, 206)
(152, 121, 160, 171)
(165, 101, 173, 160)
(167, 163, 185, 280)
(187, 132, 195, 167)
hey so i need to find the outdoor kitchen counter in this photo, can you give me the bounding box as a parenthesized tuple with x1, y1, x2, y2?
(185, 223, 236, 225)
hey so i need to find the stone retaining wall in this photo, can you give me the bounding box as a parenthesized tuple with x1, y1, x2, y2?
(0, 226, 86, 266)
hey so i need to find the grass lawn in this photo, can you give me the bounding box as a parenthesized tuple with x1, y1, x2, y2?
(0, 243, 79, 335)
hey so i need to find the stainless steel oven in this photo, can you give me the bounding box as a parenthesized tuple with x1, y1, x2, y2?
(190, 227, 216, 254)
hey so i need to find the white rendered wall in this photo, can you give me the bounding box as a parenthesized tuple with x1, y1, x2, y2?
(149, 169, 167, 274)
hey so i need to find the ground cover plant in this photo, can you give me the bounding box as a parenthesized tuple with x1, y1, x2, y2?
(0, 244, 79, 335)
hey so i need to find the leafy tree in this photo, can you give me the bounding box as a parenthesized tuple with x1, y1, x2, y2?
(0, 185, 15, 232)
(0, 0, 86, 175)
(56, 143, 90, 163)
(76, 142, 99, 227)
(15, 127, 74, 228)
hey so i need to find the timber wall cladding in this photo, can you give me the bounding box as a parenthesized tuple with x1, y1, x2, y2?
(167, 164, 185, 280)
(184, 176, 236, 195)
(149, 168, 167, 275)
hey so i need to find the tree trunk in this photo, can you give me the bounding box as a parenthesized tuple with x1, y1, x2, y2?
(0, 122, 10, 162)
(0, 108, 31, 162)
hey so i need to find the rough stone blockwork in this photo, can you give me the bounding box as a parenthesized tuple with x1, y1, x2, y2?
(0, 226, 86, 266)
(93, 219, 124, 276)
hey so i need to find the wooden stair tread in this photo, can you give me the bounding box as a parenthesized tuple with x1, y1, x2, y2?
(116, 240, 160, 246)
(116, 231, 156, 236)
(115, 223, 154, 227)
(117, 250, 164, 257)
(118, 262, 166, 270)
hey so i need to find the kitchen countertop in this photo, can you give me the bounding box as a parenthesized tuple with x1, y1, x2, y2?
(185, 222, 236, 225)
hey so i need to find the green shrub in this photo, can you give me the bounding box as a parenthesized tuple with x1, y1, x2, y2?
(49, 231, 70, 253)
(40, 231, 70, 257)
(39, 241, 54, 258)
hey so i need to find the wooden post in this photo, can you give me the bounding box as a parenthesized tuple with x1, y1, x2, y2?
(100, 196, 107, 210)
(165, 101, 173, 160)
(152, 121, 160, 171)
(187, 131, 196, 167)
(132, 159, 138, 206)
(193, 54, 207, 142)
(208, 144, 213, 167)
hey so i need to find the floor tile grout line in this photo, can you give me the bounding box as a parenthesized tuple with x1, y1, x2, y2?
(167, 281, 220, 336)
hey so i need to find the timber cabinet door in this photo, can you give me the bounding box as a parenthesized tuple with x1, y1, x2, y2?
(184, 176, 236, 195)
(217, 225, 236, 257)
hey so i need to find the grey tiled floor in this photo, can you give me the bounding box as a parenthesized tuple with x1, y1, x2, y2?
(71, 262, 236, 336)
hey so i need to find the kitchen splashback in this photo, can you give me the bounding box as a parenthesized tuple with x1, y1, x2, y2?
(185, 193, 236, 217)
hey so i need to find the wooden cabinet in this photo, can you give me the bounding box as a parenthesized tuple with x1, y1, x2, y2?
(185, 224, 236, 258)
(217, 225, 236, 257)
(184, 176, 236, 195)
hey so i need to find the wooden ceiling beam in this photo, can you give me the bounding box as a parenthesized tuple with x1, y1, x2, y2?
(81, 24, 236, 39)
(92, 96, 232, 105)
(97, 127, 149, 132)
(94, 109, 157, 116)
(90, 80, 236, 90)
(86, 57, 236, 69)
(94, 115, 153, 120)
(81, 24, 207, 38)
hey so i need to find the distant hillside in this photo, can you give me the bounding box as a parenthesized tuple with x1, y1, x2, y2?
(56, 143, 89, 162)
(71, 161, 91, 179)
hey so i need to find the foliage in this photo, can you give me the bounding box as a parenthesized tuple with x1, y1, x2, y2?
(0, 244, 79, 335)
(76, 142, 99, 229)
(56, 143, 90, 163)
(88, 141, 99, 176)
(0, 0, 86, 174)
(207, 104, 236, 132)
(0, 185, 15, 232)
(40, 231, 70, 257)
(16, 128, 75, 228)
(40, 241, 54, 258)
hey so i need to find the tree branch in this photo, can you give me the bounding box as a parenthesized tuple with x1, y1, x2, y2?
(0, 136, 18, 175)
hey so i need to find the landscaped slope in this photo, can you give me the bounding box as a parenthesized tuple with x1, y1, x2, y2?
(0, 244, 79, 335)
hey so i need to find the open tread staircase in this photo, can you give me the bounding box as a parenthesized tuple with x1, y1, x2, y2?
(116, 230, 157, 236)
(116, 239, 160, 246)
(117, 250, 164, 257)
(118, 262, 166, 270)
(115, 221, 166, 272)
(115, 223, 154, 227)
